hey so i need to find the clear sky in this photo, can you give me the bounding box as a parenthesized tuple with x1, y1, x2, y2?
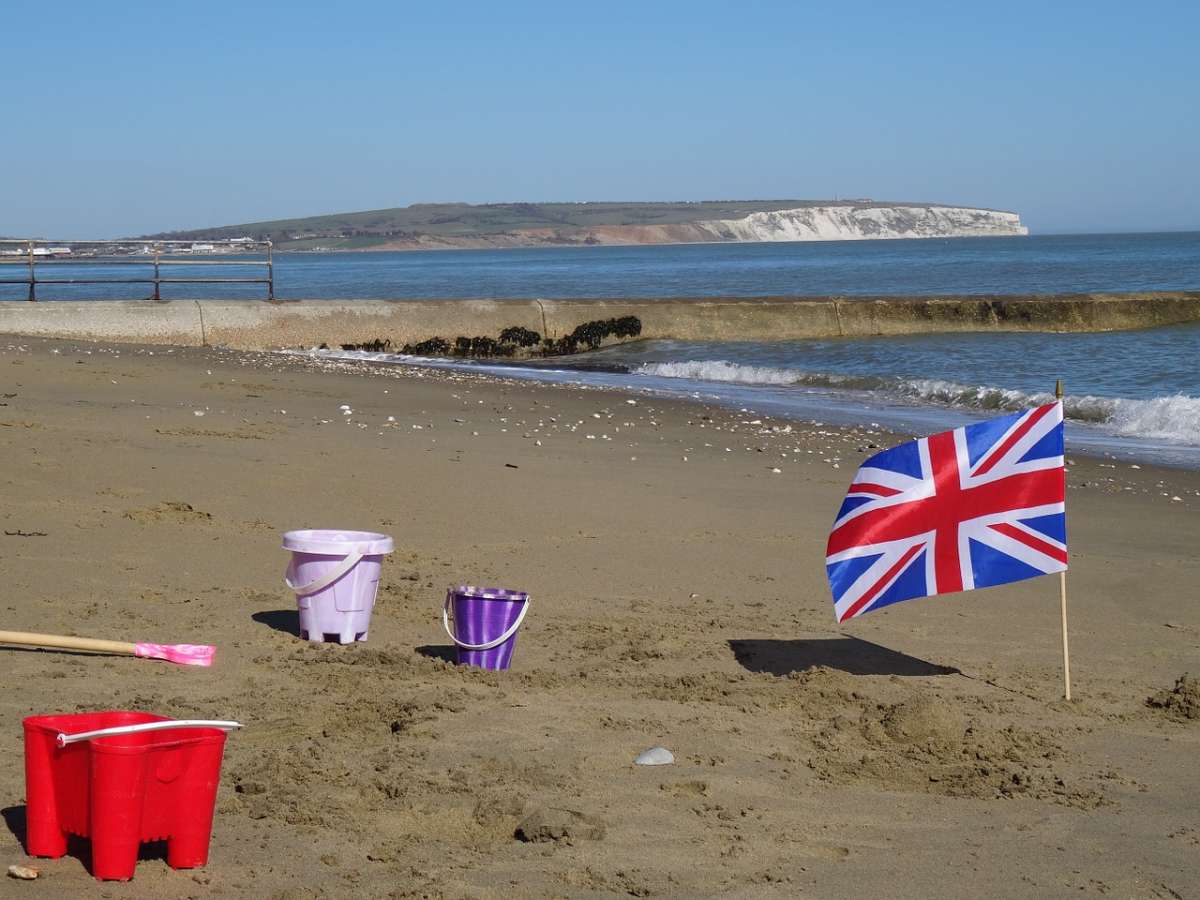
(2, 0, 1197, 237)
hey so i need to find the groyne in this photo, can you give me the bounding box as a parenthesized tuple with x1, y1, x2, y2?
(0, 293, 1198, 352)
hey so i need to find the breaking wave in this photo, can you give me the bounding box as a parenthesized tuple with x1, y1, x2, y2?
(1104, 395, 1200, 442)
(635, 361, 1200, 445)
(634, 360, 887, 390)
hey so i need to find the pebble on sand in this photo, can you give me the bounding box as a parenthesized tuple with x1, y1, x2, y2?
(635, 746, 675, 766)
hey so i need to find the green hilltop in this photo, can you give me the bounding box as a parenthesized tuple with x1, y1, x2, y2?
(144, 199, 954, 249)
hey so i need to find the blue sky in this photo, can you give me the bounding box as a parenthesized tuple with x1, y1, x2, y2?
(2, 1, 1197, 237)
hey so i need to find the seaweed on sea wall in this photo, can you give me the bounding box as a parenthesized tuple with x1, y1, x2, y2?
(479, 337, 516, 357)
(387, 316, 640, 360)
(545, 316, 642, 354)
(400, 336, 451, 355)
(340, 338, 392, 352)
(571, 315, 641, 349)
(499, 326, 542, 347)
(453, 336, 515, 357)
(612, 316, 642, 338)
(467, 337, 495, 356)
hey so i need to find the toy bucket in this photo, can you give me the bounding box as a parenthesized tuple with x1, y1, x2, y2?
(443, 586, 530, 670)
(283, 530, 394, 644)
(22, 712, 241, 881)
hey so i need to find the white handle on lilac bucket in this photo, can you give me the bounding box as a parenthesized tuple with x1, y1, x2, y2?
(56, 720, 243, 748)
(442, 593, 530, 651)
(284, 546, 365, 596)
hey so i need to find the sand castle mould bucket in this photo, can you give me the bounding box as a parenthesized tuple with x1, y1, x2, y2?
(283, 530, 394, 644)
(443, 586, 530, 670)
(23, 712, 241, 881)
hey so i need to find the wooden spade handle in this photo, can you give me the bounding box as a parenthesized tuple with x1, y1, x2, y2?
(0, 630, 137, 656)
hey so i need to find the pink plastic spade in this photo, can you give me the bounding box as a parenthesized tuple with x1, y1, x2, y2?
(0, 631, 216, 667)
(132, 642, 216, 666)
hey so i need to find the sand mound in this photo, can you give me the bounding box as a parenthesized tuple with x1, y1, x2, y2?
(807, 694, 1102, 807)
(878, 695, 965, 748)
(515, 807, 606, 843)
(1146, 674, 1200, 720)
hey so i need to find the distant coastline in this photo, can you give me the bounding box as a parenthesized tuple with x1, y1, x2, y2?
(145, 200, 1028, 252)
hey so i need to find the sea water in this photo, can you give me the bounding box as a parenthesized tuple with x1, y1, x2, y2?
(3, 232, 1198, 301)
(7, 232, 1199, 464)
(292, 233, 1199, 466)
(274, 230, 1200, 298)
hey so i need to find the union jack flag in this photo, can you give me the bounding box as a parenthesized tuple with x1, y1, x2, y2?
(826, 402, 1067, 623)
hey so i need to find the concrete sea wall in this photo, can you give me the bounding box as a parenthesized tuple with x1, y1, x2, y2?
(0, 293, 1198, 351)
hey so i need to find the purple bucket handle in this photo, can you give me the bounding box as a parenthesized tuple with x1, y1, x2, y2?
(443, 590, 530, 651)
(284, 546, 365, 596)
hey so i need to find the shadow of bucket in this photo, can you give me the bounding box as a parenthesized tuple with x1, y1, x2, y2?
(443, 586, 530, 670)
(283, 530, 394, 644)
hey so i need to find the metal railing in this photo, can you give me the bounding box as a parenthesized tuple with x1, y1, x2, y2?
(0, 239, 274, 301)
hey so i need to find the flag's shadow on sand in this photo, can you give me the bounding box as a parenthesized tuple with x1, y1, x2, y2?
(729, 638, 958, 677)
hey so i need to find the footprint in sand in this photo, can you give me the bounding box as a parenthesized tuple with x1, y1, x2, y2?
(122, 501, 213, 524)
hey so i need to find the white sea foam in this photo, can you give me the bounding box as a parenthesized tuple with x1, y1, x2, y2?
(891, 378, 1058, 413)
(636, 361, 1200, 445)
(1105, 395, 1200, 442)
(636, 360, 815, 386)
(892, 381, 1200, 443)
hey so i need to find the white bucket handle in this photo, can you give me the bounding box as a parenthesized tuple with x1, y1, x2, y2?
(442, 591, 530, 651)
(285, 545, 365, 596)
(56, 720, 243, 748)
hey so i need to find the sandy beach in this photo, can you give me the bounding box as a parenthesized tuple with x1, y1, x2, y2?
(0, 335, 1197, 899)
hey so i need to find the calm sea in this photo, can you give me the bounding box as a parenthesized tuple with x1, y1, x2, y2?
(6, 232, 1200, 464)
(272, 230, 1200, 298)
(4, 231, 1198, 301)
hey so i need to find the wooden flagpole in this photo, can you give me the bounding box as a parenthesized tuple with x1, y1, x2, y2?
(1057, 379, 1071, 701)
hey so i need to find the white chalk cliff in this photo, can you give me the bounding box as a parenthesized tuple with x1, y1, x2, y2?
(362, 203, 1028, 250)
(698, 205, 1028, 242)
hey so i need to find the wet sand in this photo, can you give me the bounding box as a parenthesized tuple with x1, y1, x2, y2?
(0, 336, 1197, 899)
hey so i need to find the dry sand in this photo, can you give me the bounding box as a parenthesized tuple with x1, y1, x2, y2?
(0, 336, 1197, 899)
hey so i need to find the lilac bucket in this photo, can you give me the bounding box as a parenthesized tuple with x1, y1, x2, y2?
(443, 586, 530, 670)
(282, 530, 394, 644)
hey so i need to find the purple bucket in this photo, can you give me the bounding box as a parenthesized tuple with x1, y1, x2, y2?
(443, 586, 530, 670)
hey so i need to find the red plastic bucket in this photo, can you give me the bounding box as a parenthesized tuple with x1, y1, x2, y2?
(23, 712, 233, 881)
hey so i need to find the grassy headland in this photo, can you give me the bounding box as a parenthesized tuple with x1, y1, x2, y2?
(144, 199, 1009, 250)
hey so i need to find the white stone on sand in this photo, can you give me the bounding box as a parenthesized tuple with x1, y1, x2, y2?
(635, 747, 675, 766)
